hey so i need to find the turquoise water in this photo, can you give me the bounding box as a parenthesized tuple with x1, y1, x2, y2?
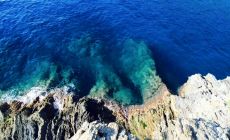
(0, 0, 230, 104)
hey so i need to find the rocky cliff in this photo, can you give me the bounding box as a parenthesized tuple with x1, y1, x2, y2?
(125, 74, 230, 139)
(0, 74, 229, 140)
(0, 89, 129, 140)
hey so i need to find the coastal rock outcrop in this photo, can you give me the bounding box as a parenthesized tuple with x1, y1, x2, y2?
(0, 89, 121, 140)
(123, 74, 230, 139)
(0, 74, 229, 140)
(166, 74, 230, 139)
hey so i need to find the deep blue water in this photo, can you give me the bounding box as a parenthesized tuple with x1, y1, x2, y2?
(0, 0, 230, 104)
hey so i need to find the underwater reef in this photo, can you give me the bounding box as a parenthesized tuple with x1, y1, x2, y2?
(0, 36, 162, 105)
(0, 74, 229, 140)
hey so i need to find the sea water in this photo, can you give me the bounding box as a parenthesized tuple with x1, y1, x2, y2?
(0, 0, 230, 104)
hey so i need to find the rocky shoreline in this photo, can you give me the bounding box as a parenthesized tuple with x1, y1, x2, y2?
(0, 74, 230, 140)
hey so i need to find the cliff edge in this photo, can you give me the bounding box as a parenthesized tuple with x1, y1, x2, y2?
(0, 74, 229, 140)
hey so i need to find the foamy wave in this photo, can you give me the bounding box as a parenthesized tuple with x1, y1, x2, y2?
(0, 83, 76, 108)
(0, 86, 48, 104)
(18, 87, 48, 104)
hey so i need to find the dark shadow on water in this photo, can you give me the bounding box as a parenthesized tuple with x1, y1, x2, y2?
(149, 44, 186, 94)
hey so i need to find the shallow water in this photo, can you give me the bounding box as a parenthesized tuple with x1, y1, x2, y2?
(0, 0, 230, 104)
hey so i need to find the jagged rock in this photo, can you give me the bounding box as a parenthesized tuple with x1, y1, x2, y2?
(70, 121, 137, 140)
(125, 74, 230, 140)
(0, 91, 117, 140)
(165, 74, 230, 140)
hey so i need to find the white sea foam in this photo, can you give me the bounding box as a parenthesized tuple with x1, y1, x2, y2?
(0, 84, 76, 112)
(18, 87, 48, 104)
(53, 94, 64, 111)
(0, 86, 47, 104)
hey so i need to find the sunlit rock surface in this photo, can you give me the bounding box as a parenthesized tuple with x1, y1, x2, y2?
(70, 121, 136, 140)
(167, 74, 230, 139)
(126, 74, 230, 139)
